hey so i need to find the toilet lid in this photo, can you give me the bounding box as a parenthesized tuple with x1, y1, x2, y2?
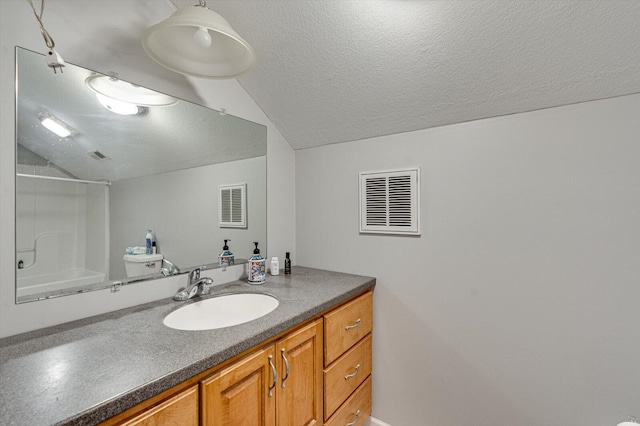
(123, 254, 163, 262)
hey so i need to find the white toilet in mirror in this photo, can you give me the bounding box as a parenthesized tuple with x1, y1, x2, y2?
(123, 254, 164, 278)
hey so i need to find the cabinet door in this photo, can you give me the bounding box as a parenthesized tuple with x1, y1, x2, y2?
(201, 345, 276, 426)
(276, 320, 323, 426)
(120, 385, 198, 426)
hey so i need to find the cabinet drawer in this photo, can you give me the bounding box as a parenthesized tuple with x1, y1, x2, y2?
(324, 377, 371, 426)
(324, 292, 372, 366)
(324, 334, 372, 420)
(120, 385, 198, 426)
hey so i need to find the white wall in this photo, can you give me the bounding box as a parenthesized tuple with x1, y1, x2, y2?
(0, 0, 295, 337)
(296, 94, 640, 426)
(109, 156, 266, 279)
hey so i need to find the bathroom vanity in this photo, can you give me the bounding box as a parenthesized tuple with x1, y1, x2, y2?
(0, 267, 374, 426)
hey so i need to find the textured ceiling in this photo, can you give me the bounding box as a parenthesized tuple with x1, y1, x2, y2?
(173, 0, 640, 150)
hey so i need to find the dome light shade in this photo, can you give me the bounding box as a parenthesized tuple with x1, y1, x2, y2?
(95, 94, 140, 116)
(85, 74, 177, 107)
(142, 4, 256, 79)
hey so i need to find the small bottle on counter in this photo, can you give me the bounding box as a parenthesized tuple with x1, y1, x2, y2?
(270, 257, 279, 275)
(284, 252, 291, 275)
(145, 230, 154, 255)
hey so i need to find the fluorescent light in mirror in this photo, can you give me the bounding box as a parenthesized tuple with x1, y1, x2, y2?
(39, 113, 75, 137)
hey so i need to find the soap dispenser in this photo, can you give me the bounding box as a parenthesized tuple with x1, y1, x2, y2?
(247, 242, 266, 284)
(218, 239, 235, 267)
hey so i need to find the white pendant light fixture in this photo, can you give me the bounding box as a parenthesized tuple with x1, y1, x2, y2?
(142, 0, 256, 79)
(618, 417, 640, 426)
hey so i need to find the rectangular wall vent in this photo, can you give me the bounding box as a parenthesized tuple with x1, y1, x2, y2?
(359, 168, 420, 235)
(218, 183, 247, 228)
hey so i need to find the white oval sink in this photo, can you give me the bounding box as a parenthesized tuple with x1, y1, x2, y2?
(164, 293, 279, 331)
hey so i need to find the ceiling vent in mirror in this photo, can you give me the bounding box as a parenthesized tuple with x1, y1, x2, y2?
(87, 150, 110, 161)
(219, 183, 247, 228)
(359, 168, 420, 235)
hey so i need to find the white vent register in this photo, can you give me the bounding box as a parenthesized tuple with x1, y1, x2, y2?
(359, 168, 420, 235)
(218, 183, 247, 228)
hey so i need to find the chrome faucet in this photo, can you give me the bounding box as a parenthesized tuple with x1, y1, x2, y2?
(173, 268, 213, 301)
(160, 259, 180, 277)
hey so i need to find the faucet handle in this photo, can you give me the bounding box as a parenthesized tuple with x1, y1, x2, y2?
(189, 268, 201, 281)
(199, 277, 214, 296)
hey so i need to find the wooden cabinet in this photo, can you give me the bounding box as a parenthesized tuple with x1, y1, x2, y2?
(324, 335, 372, 418)
(201, 320, 323, 426)
(102, 290, 372, 426)
(119, 385, 199, 426)
(324, 378, 371, 426)
(324, 292, 373, 366)
(201, 345, 276, 426)
(323, 292, 373, 424)
(275, 320, 323, 426)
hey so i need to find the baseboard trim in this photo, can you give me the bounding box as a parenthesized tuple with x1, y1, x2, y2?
(368, 416, 392, 426)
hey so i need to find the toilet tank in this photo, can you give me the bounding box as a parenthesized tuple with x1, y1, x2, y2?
(123, 254, 164, 278)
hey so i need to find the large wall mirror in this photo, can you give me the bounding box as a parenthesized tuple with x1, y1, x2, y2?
(15, 47, 267, 303)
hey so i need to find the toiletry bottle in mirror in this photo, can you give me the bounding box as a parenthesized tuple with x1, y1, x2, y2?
(219, 239, 234, 266)
(284, 252, 291, 274)
(146, 230, 154, 255)
(248, 242, 266, 284)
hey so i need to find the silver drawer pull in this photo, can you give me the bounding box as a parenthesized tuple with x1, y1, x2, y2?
(345, 409, 361, 426)
(281, 348, 290, 388)
(268, 355, 277, 397)
(344, 364, 360, 380)
(345, 319, 361, 330)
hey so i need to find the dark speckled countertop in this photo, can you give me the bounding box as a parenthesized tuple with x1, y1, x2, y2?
(0, 266, 375, 426)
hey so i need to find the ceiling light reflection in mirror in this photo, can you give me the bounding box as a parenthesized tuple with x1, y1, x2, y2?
(85, 73, 178, 116)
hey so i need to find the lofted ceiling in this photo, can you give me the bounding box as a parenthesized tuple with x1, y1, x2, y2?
(171, 0, 640, 150)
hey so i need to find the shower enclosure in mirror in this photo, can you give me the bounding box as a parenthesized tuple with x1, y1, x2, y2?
(15, 47, 267, 303)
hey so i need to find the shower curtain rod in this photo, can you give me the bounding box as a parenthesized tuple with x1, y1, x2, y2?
(17, 173, 111, 186)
